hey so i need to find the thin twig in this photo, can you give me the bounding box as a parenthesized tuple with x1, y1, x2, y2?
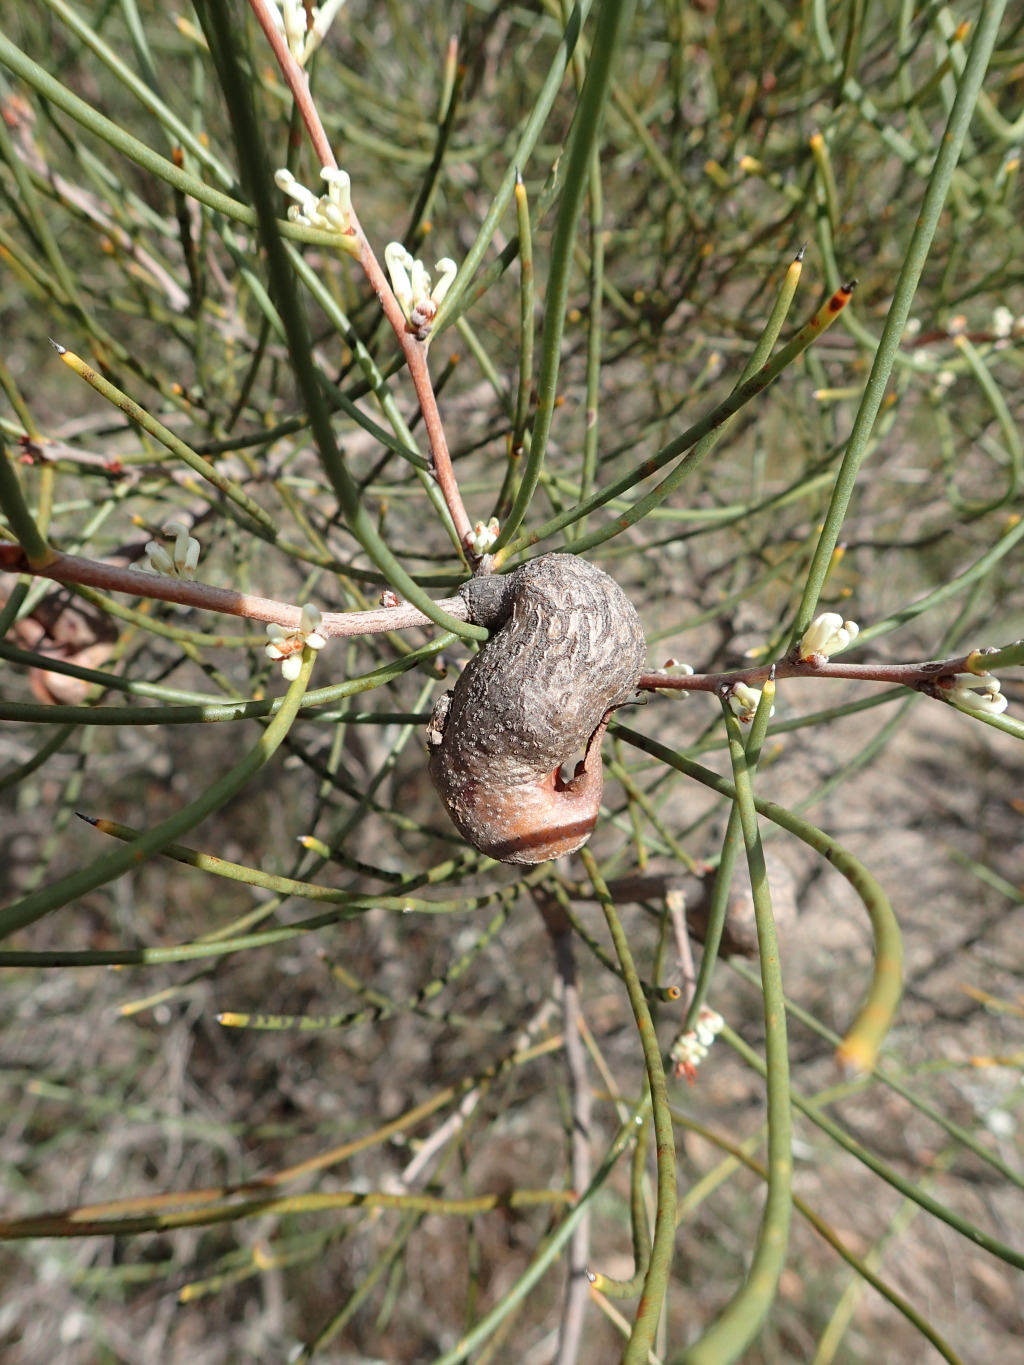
(638, 652, 1000, 696)
(2, 543, 1010, 691)
(0, 544, 468, 637)
(665, 890, 696, 1016)
(533, 887, 593, 1365)
(398, 997, 561, 1190)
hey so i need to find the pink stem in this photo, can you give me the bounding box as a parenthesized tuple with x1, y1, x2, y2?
(638, 655, 987, 695)
(247, 0, 474, 551)
(3, 545, 992, 692)
(0, 545, 468, 639)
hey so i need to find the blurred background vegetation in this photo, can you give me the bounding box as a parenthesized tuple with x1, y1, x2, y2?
(0, 0, 1023, 1361)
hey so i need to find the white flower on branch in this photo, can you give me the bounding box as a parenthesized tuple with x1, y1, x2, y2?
(265, 603, 327, 681)
(727, 681, 772, 723)
(467, 517, 500, 556)
(992, 306, 1015, 339)
(932, 369, 956, 398)
(798, 611, 859, 663)
(384, 243, 457, 341)
(274, 166, 352, 234)
(670, 1007, 724, 1082)
(941, 671, 1008, 716)
(654, 658, 694, 698)
(695, 1006, 724, 1048)
(266, 0, 348, 66)
(139, 521, 200, 579)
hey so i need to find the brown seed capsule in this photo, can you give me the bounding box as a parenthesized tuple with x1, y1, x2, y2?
(427, 555, 646, 864)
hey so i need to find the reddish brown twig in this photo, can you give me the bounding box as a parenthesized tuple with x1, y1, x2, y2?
(246, 0, 474, 552)
(0, 543, 468, 639)
(638, 654, 998, 698)
(2, 543, 1005, 697)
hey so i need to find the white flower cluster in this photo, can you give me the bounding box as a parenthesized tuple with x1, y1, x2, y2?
(654, 658, 694, 698)
(991, 306, 1024, 341)
(266, 0, 348, 66)
(670, 1007, 725, 1081)
(798, 612, 859, 663)
(265, 603, 327, 681)
(932, 372, 956, 400)
(467, 517, 500, 556)
(140, 521, 200, 579)
(941, 671, 1008, 716)
(727, 681, 773, 723)
(384, 244, 457, 341)
(275, 166, 352, 234)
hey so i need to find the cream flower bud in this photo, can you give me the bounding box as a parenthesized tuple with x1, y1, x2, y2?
(138, 521, 200, 579)
(164, 522, 200, 578)
(409, 256, 431, 306)
(654, 659, 694, 699)
(264, 603, 327, 679)
(276, 166, 352, 234)
(728, 681, 771, 723)
(304, 0, 348, 62)
(943, 672, 1008, 715)
(671, 1007, 724, 1080)
(432, 258, 457, 305)
(320, 168, 351, 226)
(468, 517, 500, 556)
(673, 1033, 707, 1065)
(798, 612, 859, 662)
(283, 0, 307, 58)
(384, 244, 458, 340)
(385, 242, 414, 315)
(992, 306, 1014, 339)
(298, 603, 327, 647)
(266, 0, 310, 61)
(275, 168, 321, 220)
(142, 541, 174, 576)
(933, 370, 956, 396)
(694, 1006, 724, 1048)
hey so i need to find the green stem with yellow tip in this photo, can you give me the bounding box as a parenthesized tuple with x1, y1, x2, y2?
(615, 723, 903, 1076)
(0, 645, 318, 941)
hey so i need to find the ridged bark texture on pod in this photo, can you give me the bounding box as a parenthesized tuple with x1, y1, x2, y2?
(427, 555, 647, 864)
